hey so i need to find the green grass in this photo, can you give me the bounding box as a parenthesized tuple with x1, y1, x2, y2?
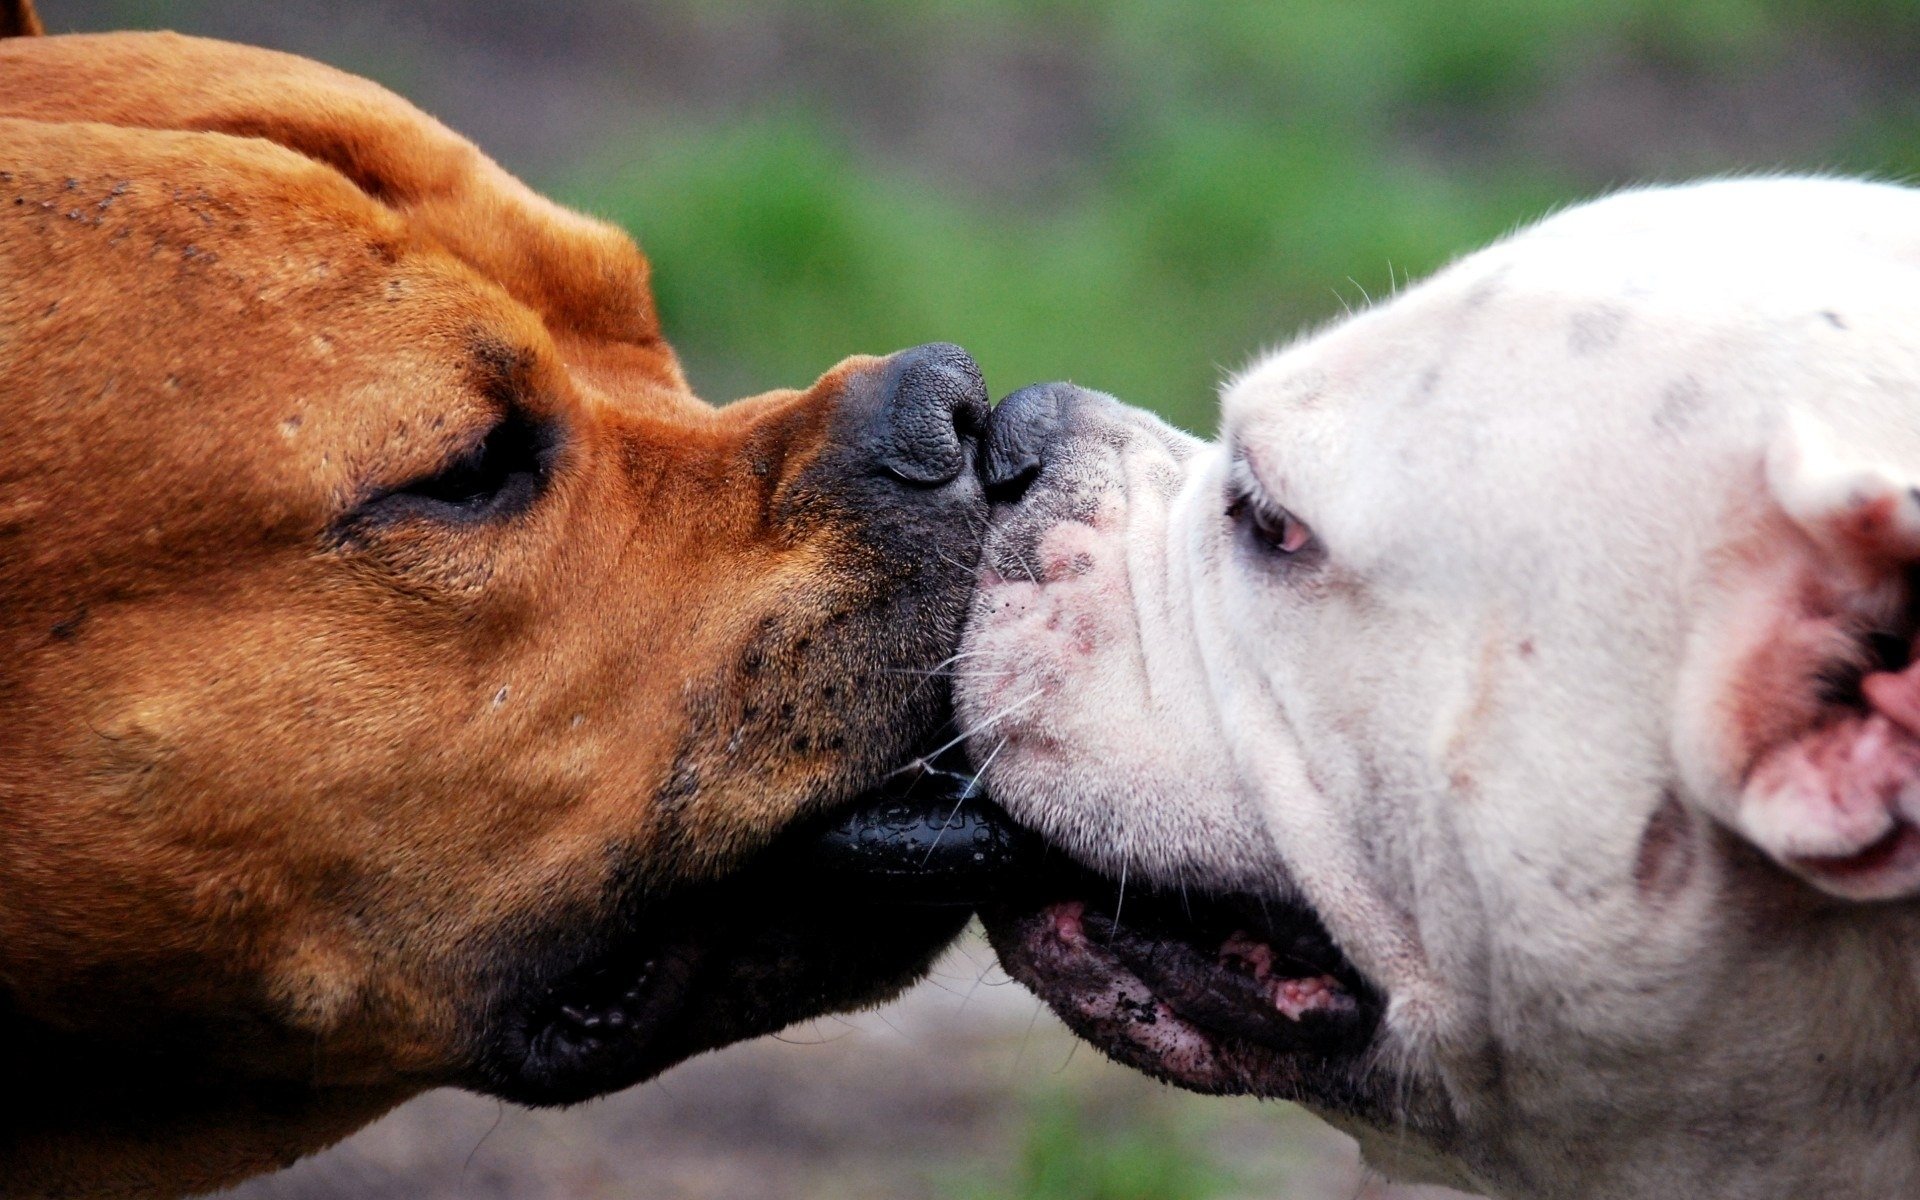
(941, 1090, 1240, 1200)
(565, 116, 1556, 432)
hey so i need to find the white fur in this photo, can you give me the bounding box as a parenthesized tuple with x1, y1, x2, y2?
(961, 178, 1920, 1199)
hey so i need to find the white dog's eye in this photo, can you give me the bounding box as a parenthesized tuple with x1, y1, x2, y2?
(1226, 491, 1314, 556)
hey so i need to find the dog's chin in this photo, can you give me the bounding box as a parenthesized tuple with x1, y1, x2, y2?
(980, 870, 1386, 1114)
(473, 747, 1012, 1107)
(475, 881, 967, 1108)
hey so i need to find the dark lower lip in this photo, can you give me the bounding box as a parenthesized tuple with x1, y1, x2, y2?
(472, 746, 1020, 1106)
(485, 934, 702, 1106)
(979, 875, 1383, 1109)
(776, 749, 1043, 906)
(478, 890, 970, 1107)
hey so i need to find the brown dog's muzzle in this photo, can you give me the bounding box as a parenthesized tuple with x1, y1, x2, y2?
(457, 344, 996, 1106)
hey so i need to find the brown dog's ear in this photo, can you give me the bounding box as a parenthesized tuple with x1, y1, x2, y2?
(1732, 414, 1920, 900)
(2, 0, 44, 37)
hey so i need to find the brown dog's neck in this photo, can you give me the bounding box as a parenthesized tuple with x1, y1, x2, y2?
(0, 994, 410, 1197)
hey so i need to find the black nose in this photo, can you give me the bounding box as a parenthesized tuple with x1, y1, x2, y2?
(865, 343, 988, 487)
(983, 380, 1081, 499)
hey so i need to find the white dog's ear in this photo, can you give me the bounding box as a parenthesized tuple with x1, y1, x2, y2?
(1766, 413, 1920, 570)
(1733, 415, 1920, 901)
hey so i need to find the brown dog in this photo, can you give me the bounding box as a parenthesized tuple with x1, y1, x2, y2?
(0, 3, 992, 1194)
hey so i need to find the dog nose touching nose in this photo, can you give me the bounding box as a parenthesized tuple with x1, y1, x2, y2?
(984, 381, 1076, 500)
(870, 343, 989, 487)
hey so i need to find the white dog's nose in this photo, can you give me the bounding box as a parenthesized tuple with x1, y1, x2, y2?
(983, 380, 1082, 498)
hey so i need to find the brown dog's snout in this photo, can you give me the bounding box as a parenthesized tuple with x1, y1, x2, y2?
(858, 342, 990, 489)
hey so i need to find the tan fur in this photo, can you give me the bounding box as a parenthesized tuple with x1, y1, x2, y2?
(1, 20, 973, 1197)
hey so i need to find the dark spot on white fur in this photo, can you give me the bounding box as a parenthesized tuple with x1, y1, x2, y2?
(1653, 376, 1707, 433)
(1568, 305, 1626, 355)
(1460, 265, 1510, 311)
(1279, 368, 1328, 407)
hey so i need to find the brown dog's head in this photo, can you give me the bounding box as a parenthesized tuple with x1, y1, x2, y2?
(0, 9, 987, 1192)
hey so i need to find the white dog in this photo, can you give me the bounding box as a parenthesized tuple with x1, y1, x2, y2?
(961, 177, 1920, 1200)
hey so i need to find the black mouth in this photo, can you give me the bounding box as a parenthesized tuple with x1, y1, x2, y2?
(499, 931, 697, 1101)
(981, 869, 1383, 1112)
(475, 744, 1032, 1107)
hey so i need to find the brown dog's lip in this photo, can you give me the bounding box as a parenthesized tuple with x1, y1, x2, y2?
(483, 926, 712, 1105)
(518, 935, 703, 1090)
(475, 879, 971, 1107)
(472, 747, 1013, 1107)
(778, 747, 1043, 907)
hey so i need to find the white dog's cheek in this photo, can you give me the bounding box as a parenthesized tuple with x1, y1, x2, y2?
(958, 527, 1137, 841)
(959, 509, 1273, 883)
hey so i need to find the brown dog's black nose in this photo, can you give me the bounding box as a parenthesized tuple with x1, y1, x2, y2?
(867, 342, 988, 487)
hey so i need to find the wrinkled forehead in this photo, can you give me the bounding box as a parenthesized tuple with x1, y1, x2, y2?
(1210, 193, 1920, 574)
(1226, 181, 1920, 479)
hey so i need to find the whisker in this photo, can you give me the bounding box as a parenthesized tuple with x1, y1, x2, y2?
(1009, 997, 1046, 1077)
(880, 646, 1016, 702)
(961, 736, 1007, 801)
(1013, 546, 1044, 585)
(884, 690, 1042, 777)
(462, 1102, 506, 1176)
(920, 736, 1010, 865)
(910, 754, 1001, 791)
(954, 944, 997, 1016)
(878, 648, 1010, 678)
(880, 667, 1023, 682)
(1053, 1036, 1081, 1075)
(893, 646, 1007, 678)
(934, 547, 976, 576)
(771, 1022, 854, 1046)
(922, 794, 969, 865)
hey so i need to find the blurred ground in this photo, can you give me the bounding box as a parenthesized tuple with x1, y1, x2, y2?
(218, 932, 1468, 1200)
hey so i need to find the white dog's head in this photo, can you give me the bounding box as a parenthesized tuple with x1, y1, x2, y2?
(963, 178, 1920, 1200)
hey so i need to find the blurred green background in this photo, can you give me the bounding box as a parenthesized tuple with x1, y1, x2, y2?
(48, 0, 1920, 433)
(36, 2, 1920, 1197)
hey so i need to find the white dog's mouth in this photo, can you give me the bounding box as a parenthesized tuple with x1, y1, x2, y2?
(981, 878, 1384, 1108)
